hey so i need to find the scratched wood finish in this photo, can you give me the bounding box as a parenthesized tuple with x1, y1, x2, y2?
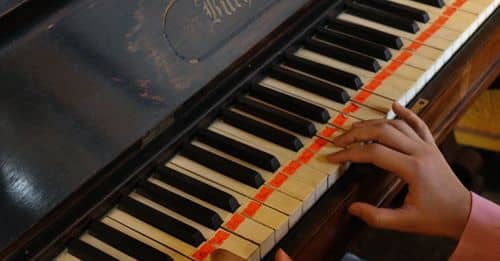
(0, 0, 311, 252)
(272, 11, 500, 261)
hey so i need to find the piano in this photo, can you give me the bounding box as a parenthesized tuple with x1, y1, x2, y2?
(0, 0, 498, 260)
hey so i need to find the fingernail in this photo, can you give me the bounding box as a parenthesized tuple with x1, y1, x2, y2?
(348, 204, 360, 215)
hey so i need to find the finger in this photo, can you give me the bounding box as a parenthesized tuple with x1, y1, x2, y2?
(351, 119, 387, 128)
(275, 249, 293, 261)
(328, 143, 415, 182)
(389, 119, 421, 141)
(332, 123, 418, 154)
(352, 116, 421, 141)
(348, 202, 412, 231)
(393, 103, 434, 143)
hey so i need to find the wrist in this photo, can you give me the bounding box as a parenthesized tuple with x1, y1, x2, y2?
(448, 190, 472, 240)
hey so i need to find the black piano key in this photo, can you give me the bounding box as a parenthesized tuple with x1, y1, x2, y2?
(220, 110, 303, 152)
(269, 65, 350, 103)
(117, 197, 205, 247)
(411, 0, 445, 8)
(137, 181, 223, 230)
(315, 27, 392, 61)
(345, 0, 420, 33)
(283, 52, 363, 89)
(197, 129, 280, 172)
(304, 38, 381, 72)
(68, 239, 118, 261)
(353, 0, 429, 23)
(156, 166, 240, 212)
(88, 222, 173, 261)
(327, 18, 403, 49)
(234, 96, 317, 137)
(180, 143, 265, 188)
(249, 84, 330, 123)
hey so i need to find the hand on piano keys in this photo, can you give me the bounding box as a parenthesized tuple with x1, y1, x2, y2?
(329, 103, 472, 240)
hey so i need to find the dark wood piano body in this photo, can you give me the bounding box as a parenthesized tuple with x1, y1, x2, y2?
(0, 0, 498, 260)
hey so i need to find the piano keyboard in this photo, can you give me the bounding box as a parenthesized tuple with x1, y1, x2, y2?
(56, 0, 498, 260)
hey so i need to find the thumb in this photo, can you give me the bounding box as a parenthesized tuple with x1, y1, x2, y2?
(275, 249, 293, 261)
(349, 202, 409, 230)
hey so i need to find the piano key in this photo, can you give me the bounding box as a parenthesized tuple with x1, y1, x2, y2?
(448, 0, 491, 15)
(137, 181, 223, 229)
(327, 18, 404, 49)
(98, 218, 189, 261)
(87, 221, 174, 261)
(354, 0, 430, 23)
(79, 234, 135, 261)
(180, 143, 265, 188)
(290, 49, 414, 106)
(147, 177, 276, 257)
(107, 209, 259, 261)
(304, 37, 381, 72)
(337, 13, 452, 50)
(225, 109, 348, 181)
(283, 52, 363, 89)
(281, 55, 413, 106)
(315, 27, 392, 61)
(296, 137, 347, 183)
(155, 165, 240, 213)
(67, 239, 118, 261)
(192, 140, 316, 210)
(208, 121, 333, 188)
(260, 78, 386, 121)
(270, 65, 350, 103)
(345, 0, 420, 33)
(221, 110, 303, 152)
(394, 0, 478, 35)
(234, 96, 317, 137)
(170, 155, 303, 225)
(118, 196, 205, 247)
(197, 128, 280, 172)
(250, 84, 330, 123)
(167, 163, 289, 241)
(130, 191, 273, 259)
(412, 0, 445, 8)
(56, 251, 81, 261)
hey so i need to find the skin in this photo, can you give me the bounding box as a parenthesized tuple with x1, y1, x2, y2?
(329, 103, 471, 240)
(215, 103, 472, 261)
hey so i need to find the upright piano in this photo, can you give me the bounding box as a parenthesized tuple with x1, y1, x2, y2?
(0, 0, 498, 260)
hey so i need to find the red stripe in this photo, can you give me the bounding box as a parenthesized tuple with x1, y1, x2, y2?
(243, 201, 261, 217)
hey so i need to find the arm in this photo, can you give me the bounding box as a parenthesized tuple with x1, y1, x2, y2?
(450, 193, 500, 260)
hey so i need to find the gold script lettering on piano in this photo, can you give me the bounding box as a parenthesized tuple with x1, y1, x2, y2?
(198, 0, 253, 24)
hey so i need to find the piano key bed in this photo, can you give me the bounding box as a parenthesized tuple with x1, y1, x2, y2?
(56, 0, 498, 260)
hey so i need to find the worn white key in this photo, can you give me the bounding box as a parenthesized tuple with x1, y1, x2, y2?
(170, 154, 303, 226)
(79, 233, 134, 261)
(209, 121, 338, 186)
(192, 140, 316, 211)
(167, 164, 290, 240)
(107, 209, 259, 261)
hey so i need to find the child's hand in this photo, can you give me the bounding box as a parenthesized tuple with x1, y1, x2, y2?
(329, 103, 471, 240)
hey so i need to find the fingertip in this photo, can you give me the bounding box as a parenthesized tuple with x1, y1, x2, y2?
(275, 248, 292, 261)
(348, 203, 361, 216)
(327, 151, 344, 163)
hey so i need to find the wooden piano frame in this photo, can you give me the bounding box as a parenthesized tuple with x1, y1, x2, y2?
(1, 1, 498, 260)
